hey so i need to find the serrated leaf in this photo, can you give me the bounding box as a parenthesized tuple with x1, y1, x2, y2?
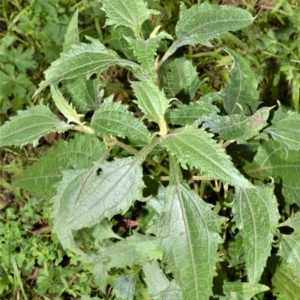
(110, 26, 136, 60)
(63, 9, 79, 53)
(113, 274, 137, 300)
(14, 134, 106, 199)
(125, 31, 172, 80)
(64, 77, 103, 112)
(272, 259, 300, 300)
(91, 98, 151, 144)
(34, 38, 149, 95)
(143, 261, 183, 300)
(101, 0, 159, 36)
(163, 126, 252, 188)
(52, 156, 145, 251)
(245, 140, 300, 206)
(160, 57, 201, 100)
(279, 212, 300, 233)
(232, 185, 279, 283)
(278, 233, 300, 276)
(148, 156, 225, 300)
(164, 3, 253, 60)
(51, 85, 84, 125)
(0, 104, 70, 147)
(165, 93, 220, 125)
(223, 280, 269, 300)
(132, 81, 171, 135)
(81, 233, 162, 291)
(222, 48, 260, 115)
(226, 233, 245, 267)
(203, 107, 271, 143)
(265, 107, 300, 150)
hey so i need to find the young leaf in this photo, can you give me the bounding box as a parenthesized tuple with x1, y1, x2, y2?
(226, 233, 245, 267)
(163, 126, 252, 188)
(34, 38, 149, 95)
(125, 31, 172, 80)
(160, 57, 201, 101)
(148, 156, 225, 300)
(222, 280, 269, 300)
(50, 85, 84, 125)
(265, 107, 300, 150)
(63, 9, 79, 53)
(13, 134, 107, 199)
(0, 104, 71, 147)
(245, 140, 300, 206)
(203, 107, 271, 143)
(64, 77, 103, 112)
(143, 261, 183, 300)
(165, 93, 220, 125)
(272, 259, 300, 299)
(232, 185, 279, 283)
(132, 81, 171, 136)
(101, 0, 159, 37)
(52, 156, 145, 250)
(221, 48, 260, 115)
(163, 2, 253, 62)
(91, 97, 151, 144)
(278, 233, 300, 276)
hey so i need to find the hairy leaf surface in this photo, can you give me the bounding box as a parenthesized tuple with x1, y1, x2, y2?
(163, 126, 252, 188)
(165, 2, 253, 60)
(266, 107, 300, 150)
(165, 93, 220, 125)
(233, 185, 279, 283)
(132, 81, 171, 135)
(245, 140, 300, 205)
(203, 107, 271, 143)
(91, 98, 151, 144)
(35, 38, 148, 95)
(14, 134, 107, 199)
(101, 0, 159, 36)
(52, 156, 144, 251)
(222, 48, 259, 115)
(160, 57, 201, 100)
(63, 9, 79, 53)
(148, 157, 225, 300)
(113, 274, 137, 300)
(0, 105, 71, 147)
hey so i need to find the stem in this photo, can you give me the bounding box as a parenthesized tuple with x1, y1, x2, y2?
(73, 124, 94, 134)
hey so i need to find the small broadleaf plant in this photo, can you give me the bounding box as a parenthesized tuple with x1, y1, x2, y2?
(1, 1, 300, 299)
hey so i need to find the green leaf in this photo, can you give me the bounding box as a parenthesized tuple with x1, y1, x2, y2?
(34, 38, 149, 95)
(265, 107, 300, 150)
(278, 233, 300, 276)
(143, 261, 183, 300)
(52, 156, 145, 251)
(148, 156, 225, 299)
(64, 77, 103, 112)
(91, 97, 151, 144)
(165, 93, 220, 125)
(226, 233, 245, 267)
(222, 280, 269, 300)
(160, 57, 201, 100)
(163, 126, 252, 188)
(203, 107, 271, 143)
(232, 185, 279, 283)
(81, 233, 162, 291)
(0, 104, 71, 147)
(50, 85, 84, 125)
(113, 274, 137, 300)
(14, 134, 106, 199)
(164, 3, 253, 61)
(125, 31, 172, 80)
(245, 140, 300, 206)
(279, 212, 300, 233)
(101, 0, 159, 36)
(272, 259, 300, 300)
(131, 81, 171, 135)
(221, 48, 260, 115)
(63, 9, 79, 53)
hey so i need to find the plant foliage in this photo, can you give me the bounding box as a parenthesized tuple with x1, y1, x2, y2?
(2, 0, 300, 299)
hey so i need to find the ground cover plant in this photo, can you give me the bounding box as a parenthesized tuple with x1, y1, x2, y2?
(1, 0, 300, 299)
